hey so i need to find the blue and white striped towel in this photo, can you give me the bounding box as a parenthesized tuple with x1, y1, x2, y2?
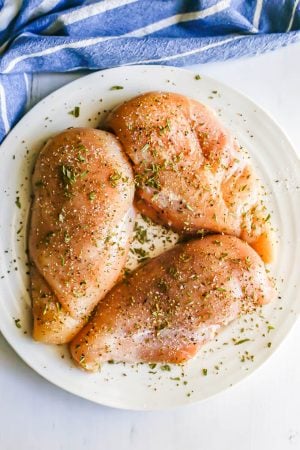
(0, 0, 299, 142)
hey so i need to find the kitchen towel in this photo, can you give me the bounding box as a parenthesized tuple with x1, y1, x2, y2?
(0, 0, 299, 142)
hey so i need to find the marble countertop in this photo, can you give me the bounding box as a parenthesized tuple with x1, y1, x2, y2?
(0, 42, 299, 450)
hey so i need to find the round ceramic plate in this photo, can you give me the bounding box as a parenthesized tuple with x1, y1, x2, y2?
(0, 66, 300, 410)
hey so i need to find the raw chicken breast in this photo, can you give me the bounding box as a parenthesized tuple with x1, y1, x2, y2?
(29, 128, 135, 344)
(106, 92, 274, 263)
(70, 235, 275, 371)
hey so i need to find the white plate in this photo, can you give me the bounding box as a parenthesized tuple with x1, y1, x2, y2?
(0, 66, 300, 411)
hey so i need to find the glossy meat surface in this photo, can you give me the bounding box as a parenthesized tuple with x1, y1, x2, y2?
(71, 235, 275, 371)
(29, 128, 135, 343)
(107, 92, 274, 263)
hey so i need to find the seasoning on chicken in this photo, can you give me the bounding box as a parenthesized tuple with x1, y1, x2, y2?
(106, 92, 274, 263)
(29, 128, 135, 344)
(70, 235, 275, 371)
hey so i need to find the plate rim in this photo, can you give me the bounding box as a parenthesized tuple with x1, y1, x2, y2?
(0, 64, 300, 410)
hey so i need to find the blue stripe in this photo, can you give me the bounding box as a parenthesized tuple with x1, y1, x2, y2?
(0, 74, 29, 125)
(257, 0, 296, 32)
(0, 0, 299, 142)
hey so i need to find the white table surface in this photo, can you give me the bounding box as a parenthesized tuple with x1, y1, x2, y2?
(1, 43, 300, 450)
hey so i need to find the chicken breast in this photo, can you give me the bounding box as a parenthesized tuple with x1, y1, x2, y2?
(29, 128, 135, 344)
(70, 235, 275, 371)
(106, 92, 274, 263)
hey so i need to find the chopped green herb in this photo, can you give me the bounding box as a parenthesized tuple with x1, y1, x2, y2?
(179, 253, 191, 262)
(80, 170, 89, 179)
(131, 247, 148, 260)
(44, 231, 55, 244)
(141, 143, 150, 153)
(69, 106, 80, 117)
(73, 289, 85, 298)
(267, 342, 272, 348)
(216, 287, 226, 292)
(219, 252, 228, 260)
(157, 279, 168, 293)
(64, 231, 71, 244)
(195, 74, 201, 80)
(14, 318, 21, 329)
(110, 85, 124, 90)
(145, 175, 161, 190)
(264, 214, 271, 222)
(60, 164, 78, 186)
(134, 224, 148, 244)
(202, 368, 208, 376)
(88, 191, 96, 201)
(159, 120, 171, 135)
(15, 197, 21, 208)
(267, 325, 275, 332)
(168, 265, 179, 279)
(149, 363, 157, 369)
(109, 171, 122, 187)
(77, 153, 86, 162)
(134, 172, 161, 191)
(17, 226, 23, 235)
(245, 256, 251, 267)
(234, 338, 250, 345)
(161, 364, 171, 371)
